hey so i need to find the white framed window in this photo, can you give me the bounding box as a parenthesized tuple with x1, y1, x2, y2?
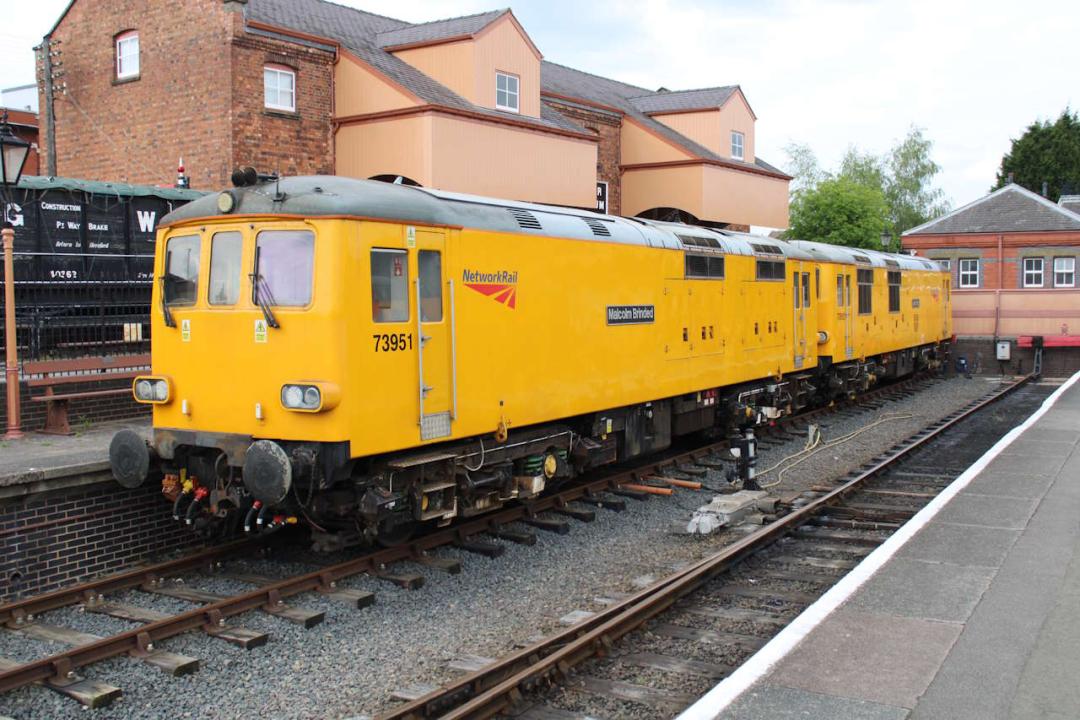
(730, 131, 745, 160)
(495, 72, 519, 113)
(1022, 257, 1044, 287)
(116, 31, 139, 79)
(1054, 257, 1076, 287)
(959, 258, 979, 288)
(263, 65, 296, 112)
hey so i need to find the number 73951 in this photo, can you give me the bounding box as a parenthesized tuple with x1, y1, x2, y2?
(372, 333, 413, 352)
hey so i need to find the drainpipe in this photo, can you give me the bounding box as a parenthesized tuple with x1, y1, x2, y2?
(992, 233, 1003, 339)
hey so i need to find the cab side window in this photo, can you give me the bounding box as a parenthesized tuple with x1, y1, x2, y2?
(371, 249, 409, 322)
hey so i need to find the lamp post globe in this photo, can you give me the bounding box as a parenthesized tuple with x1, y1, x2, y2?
(0, 111, 31, 193)
(880, 229, 892, 251)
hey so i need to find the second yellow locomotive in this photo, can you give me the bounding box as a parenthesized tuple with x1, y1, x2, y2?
(109, 175, 951, 548)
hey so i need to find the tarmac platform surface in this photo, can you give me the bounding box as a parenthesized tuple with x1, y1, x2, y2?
(0, 418, 149, 489)
(682, 373, 1080, 720)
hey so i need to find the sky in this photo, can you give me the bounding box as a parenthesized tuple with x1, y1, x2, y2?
(1, 0, 1077, 209)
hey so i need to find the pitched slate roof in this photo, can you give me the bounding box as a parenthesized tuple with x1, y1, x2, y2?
(541, 61, 787, 178)
(244, 0, 786, 176)
(903, 184, 1080, 236)
(628, 86, 738, 114)
(376, 9, 507, 48)
(246, 0, 585, 135)
(1060, 196, 1080, 214)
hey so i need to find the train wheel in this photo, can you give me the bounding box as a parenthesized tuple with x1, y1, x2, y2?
(375, 517, 417, 547)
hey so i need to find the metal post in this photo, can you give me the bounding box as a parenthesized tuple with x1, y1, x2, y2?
(3, 226, 23, 439)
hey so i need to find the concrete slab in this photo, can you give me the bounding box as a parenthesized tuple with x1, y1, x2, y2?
(848, 558, 994, 623)
(1009, 533, 1080, 720)
(722, 684, 909, 720)
(897, 522, 1021, 568)
(997, 438, 1076, 458)
(769, 609, 961, 709)
(1021, 427, 1079, 444)
(980, 453, 1061, 477)
(960, 471, 1055, 499)
(931, 493, 1039, 530)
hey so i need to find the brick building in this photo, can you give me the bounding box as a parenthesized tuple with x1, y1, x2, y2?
(39, 0, 789, 229)
(902, 183, 1080, 373)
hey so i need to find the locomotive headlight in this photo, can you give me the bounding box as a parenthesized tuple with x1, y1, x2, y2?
(133, 376, 171, 404)
(280, 383, 339, 413)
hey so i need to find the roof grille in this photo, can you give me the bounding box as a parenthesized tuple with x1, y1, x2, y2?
(750, 242, 783, 255)
(678, 234, 721, 249)
(884, 259, 900, 268)
(851, 253, 871, 264)
(507, 207, 542, 230)
(583, 218, 611, 237)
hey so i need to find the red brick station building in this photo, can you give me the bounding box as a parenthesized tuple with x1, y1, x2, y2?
(903, 184, 1080, 375)
(38, 0, 791, 230)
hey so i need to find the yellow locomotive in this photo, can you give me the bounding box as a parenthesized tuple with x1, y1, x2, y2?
(108, 175, 951, 548)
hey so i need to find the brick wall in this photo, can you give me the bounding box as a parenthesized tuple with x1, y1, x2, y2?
(40, 0, 335, 189)
(542, 98, 622, 214)
(229, 31, 335, 176)
(0, 378, 148, 433)
(41, 0, 235, 188)
(0, 479, 202, 602)
(953, 338, 1080, 376)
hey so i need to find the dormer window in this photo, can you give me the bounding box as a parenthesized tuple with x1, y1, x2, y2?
(496, 71, 519, 113)
(731, 131, 744, 160)
(264, 64, 296, 113)
(116, 31, 139, 80)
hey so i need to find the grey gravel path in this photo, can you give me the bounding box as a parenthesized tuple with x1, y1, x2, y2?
(0, 376, 1000, 720)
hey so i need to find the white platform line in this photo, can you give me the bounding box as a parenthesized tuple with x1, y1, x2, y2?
(677, 371, 1080, 720)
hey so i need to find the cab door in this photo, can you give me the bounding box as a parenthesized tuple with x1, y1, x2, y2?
(792, 262, 809, 368)
(413, 227, 455, 441)
(836, 270, 855, 359)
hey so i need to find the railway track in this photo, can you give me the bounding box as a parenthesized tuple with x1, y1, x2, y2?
(377, 373, 1036, 720)
(0, 373, 941, 708)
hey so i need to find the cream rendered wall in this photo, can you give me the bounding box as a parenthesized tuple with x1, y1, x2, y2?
(335, 115, 433, 184)
(393, 41, 476, 104)
(472, 16, 541, 118)
(429, 114, 595, 206)
(621, 119, 694, 165)
(622, 165, 705, 218)
(701, 164, 786, 227)
(622, 164, 789, 227)
(335, 53, 419, 116)
(718, 92, 755, 163)
(651, 111, 722, 156)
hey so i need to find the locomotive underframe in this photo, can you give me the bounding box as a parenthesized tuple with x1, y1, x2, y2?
(150, 342, 946, 547)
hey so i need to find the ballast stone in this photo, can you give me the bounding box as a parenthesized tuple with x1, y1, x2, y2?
(682, 491, 777, 535)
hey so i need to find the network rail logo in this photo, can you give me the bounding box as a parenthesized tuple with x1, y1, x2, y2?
(463, 269, 518, 309)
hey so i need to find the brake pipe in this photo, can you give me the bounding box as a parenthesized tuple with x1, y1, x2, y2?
(244, 501, 262, 533)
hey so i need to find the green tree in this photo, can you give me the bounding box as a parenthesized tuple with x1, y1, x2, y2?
(994, 109, 1080, 200)
(787, 177, 888, 249)
(784, 126, 948, 247)
(885, 127, 948, 238)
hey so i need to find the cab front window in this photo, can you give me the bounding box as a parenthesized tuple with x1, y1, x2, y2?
(163, 235, 200, 306)
(209, 231, 242, 305)
(254, 230, 314, 306)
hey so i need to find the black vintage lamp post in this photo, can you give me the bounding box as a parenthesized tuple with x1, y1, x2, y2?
(880, 228, 892, 252)
(1, 110, 32, 439)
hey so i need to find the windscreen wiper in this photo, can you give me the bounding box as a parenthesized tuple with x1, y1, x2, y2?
(160, 250, 176, 328)
(250, 245, 280, 329)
